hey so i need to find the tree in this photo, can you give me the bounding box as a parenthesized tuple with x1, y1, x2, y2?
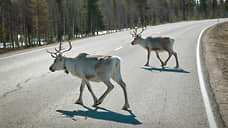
(212, 0, 218, 15)
(79, 0, 105, 35)
(1, 0, 228, 50)
(88, 0, 105, 35)
(134, 0, 148, 25)
(0, 0, 13, 48)
(124, 0, 131, 27)
(30, 0, 49, 45)
(200, 0, 207, 17)
(79, 0, 89, 34)
(225, 0, 228, 17)
(0, 18, 3, 44)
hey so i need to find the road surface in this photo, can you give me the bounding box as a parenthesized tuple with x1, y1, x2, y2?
(0, 19, 222, 128)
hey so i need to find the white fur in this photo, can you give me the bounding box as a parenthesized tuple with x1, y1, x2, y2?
(131, 36, 179, 68)
(49, 53, 130, 110)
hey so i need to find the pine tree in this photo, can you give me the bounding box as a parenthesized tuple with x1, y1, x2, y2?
(212, 0, 218, 13)
(79, 0, 89, 35)
(200, 0, 207, 17)
(88, 0, 105, 35)
(30, 0, 49, 45)
(134, 0, 148, 25)
(111, 0, 117, 29)
(123, 0, 131, 27)
(0, 0, 12, 48)
(79, 0, 105, 35)
(225, 0, 228, 17)
(0, 19, 3, 44)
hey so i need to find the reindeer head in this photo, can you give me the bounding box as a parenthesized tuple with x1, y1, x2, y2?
(47, 41, 72, 72)
(130, 27, 145, 45)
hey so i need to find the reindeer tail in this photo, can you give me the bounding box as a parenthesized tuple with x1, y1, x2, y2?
(170, 38, 175, 45)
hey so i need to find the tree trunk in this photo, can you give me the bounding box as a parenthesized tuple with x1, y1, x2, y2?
(2, 15, 6, 48)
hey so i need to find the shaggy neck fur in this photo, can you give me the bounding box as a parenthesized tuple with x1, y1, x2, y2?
(62, 57, 75, 74)
(137, 37, 149, 49)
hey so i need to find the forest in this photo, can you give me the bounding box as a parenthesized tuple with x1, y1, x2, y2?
(0, 0, 228, 49)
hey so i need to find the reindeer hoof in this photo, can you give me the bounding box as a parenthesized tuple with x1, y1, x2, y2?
(96, 100, 102, 105)
(144, 64, 149, 66)
(174, 66, 179, 69)
(161, 62, 167, 67)
(122, 104, 130, 110)
(75, 100, 83, 105)
(92, 101, 101, 107)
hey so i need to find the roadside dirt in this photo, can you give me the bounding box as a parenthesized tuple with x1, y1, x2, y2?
(202, 21, 228, 128)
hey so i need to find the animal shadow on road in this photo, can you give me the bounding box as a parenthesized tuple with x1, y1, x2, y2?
(142, 66, 190, 73)
(56, 105, 142, 125)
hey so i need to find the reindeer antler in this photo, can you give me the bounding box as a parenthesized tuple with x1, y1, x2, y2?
(54, 41, 65, 53)
(46, 50, 57, 58)
(59, 40, 72, 54)
(130, 27, 145, 37)
(138, 27, 145, 35)
(47, 40, 72, 58)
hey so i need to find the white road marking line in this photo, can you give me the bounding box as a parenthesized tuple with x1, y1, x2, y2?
(114, 46, 123, 51)
(0, 43, 78, 61)
(196, 22, 218, 128)
(0, 47, 48, 60)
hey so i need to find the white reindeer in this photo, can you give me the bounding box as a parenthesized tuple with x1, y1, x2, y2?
(47, 41, 130, 110)
(130, 28, 179, 68)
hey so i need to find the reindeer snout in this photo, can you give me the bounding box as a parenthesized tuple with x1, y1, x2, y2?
(49, 66, 55, 72)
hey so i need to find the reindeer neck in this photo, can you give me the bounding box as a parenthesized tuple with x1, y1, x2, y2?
(138, 37, 148, 48)
(62, 57, 75, 74)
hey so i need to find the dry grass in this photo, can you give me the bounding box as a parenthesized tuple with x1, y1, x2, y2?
(213, 22, 228, 41)
(203, 21, 228, 127)
(208, 22, 228, 80)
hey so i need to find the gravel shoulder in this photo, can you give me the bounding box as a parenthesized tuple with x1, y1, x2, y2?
(201, 21, 228, 128)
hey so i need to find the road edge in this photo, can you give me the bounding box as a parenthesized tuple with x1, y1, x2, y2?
(196, 22, 225, 128)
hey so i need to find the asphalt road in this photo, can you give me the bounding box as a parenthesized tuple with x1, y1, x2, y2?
(0, 19, 223, 128)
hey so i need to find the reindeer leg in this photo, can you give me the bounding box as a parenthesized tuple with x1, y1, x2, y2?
(112, 70, 130, 110)
(85, 81, 98, 107)
(155, 51, 165, 67)
(145, 48, 151, 66)
(163, 52, 172, 66)
(96, 80, 114, 106)
(173, 51, 179, 68)
(116, 79, 130, 110)
(75, 80, 86, 105)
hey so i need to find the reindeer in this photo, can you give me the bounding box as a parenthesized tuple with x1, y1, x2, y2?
(47, 41, 130, 110)
(130, 28, 179, 68)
